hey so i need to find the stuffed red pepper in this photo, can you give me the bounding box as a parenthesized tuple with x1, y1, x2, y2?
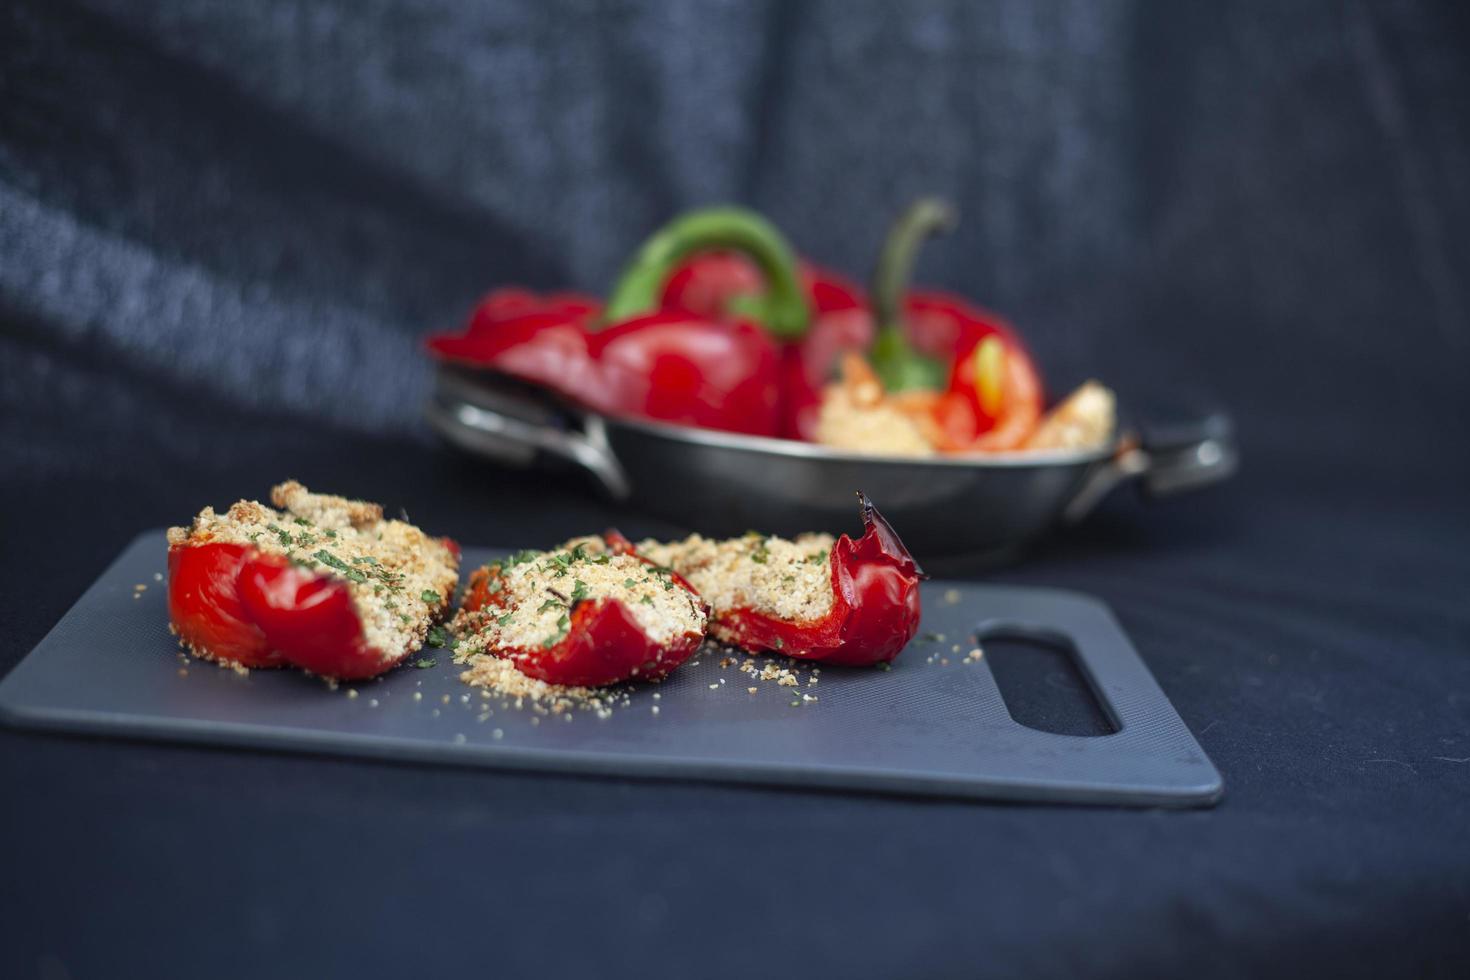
(454, 535, 708, 687)
(166, 482, 460, 680)
(637, 493, 924, 667)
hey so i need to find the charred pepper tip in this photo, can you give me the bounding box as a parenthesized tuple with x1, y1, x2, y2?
(854, 490, 927, 579)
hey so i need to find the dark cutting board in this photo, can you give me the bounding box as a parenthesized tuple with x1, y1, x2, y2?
(0, 533, 1221, 807)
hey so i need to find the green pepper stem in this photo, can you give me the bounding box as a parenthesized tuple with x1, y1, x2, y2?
(600, 206, 811, 339)
(868, 198, 956, 391)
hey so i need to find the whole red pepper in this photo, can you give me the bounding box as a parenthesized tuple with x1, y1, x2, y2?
(427, 208, 813, 437)
(685, 493, 925, 666)
(460, 533, 706, 687)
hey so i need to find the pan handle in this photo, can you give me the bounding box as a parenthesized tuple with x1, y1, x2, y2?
(427, 367, 632, 500)
(1063, 412, 1238, 522)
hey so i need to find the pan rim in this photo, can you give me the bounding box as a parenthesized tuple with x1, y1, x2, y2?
(434, 363, 1117, 471)
(602, 408, 1117, 470)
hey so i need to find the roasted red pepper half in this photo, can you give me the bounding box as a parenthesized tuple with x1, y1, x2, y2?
(708, 493, 925, 667)
(460, 533, 706, 687)
(168, 542, 453, 680)
(866, 199, 1045, 451)
(427, 207, 814, 437)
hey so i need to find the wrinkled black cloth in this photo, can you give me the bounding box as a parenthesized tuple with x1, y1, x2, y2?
(2, 2, 1468, 978)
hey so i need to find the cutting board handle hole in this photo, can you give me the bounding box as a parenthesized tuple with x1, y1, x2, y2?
(979, 626, 1119, 737)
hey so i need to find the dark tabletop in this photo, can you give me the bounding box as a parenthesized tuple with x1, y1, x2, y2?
(4, 2, 1469, 977)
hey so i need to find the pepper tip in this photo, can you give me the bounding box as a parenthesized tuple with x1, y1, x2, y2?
(854, 490, 927, 579)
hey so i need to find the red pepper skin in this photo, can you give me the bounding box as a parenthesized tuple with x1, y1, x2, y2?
(167, 542, 277, 668)
(505, 597, 703, 688)
(426, 289, 608, 408)
(902, 293, 1044, 451)
(235, 556, 388, 680)
(426, 289, 601, 364)
(660, 252, 766, 318)
(662, 255, 863, 319)
(942, 330, 1043, 451)
(462, 535, 706, 687)
(167, 542, 416, 680)
(427, 290, 784, 436)
(660, 254, 875, 440)
(706, 494, 925, 666)
(592, 311, 782, 435)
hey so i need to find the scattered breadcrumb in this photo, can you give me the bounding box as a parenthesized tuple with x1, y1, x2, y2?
(732, 649, 820, 694)
(458, 654, 620, 719)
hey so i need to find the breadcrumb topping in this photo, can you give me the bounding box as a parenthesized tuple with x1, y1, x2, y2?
(167, 481, 458, 666)
(637, 531, 837, 625)
(453, 537, 707, 659)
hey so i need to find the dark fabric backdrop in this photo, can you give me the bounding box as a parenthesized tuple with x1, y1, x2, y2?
(2, 2, 1468, 978)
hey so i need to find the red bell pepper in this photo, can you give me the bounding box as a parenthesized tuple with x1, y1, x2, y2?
(866, 199, 1045, 451)
(426, 290, 606, 398)
(168, 541, 457, 681)
(696, 493, 925, 667)
(934, 320, 1043, 451)
(427, 208, 814, 437)
(661, 254, 874, 440)
(460, 534, 706, 687)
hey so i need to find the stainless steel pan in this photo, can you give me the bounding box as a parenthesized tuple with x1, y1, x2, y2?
(427, 365, 1237, 558)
